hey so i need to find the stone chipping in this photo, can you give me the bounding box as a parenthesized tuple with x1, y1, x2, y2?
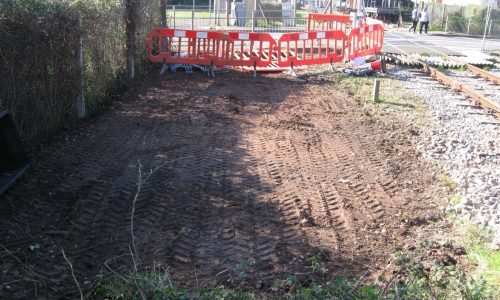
(443, 68, 500, 108)
(391, 67, 500, 245)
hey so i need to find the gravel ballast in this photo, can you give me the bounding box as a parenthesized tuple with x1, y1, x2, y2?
(391, 67, 500, 245)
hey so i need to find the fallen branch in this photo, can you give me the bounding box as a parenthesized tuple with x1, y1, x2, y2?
(128, 157, 168, 299)
(0, 243, 57, 292)
(62, 249, 83, 300)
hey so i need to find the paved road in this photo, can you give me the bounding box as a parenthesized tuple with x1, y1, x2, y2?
(384, 29, 500, 56)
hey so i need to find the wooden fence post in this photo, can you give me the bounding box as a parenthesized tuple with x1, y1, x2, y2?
(372, 79, 380, 103)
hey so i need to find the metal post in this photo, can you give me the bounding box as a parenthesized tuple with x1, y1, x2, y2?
(173, 6, 176, 29)
(192, 0, 195, 30)
(215, 0, 219, 26)
(398, 1, 402, 28)
(209, 0, 212, 26)
(481, 0, 493, 52)
(293, 0, 297, 27)
(441, 4, 446, 30)
(192, 9, 195, 30)
(445, 15, 448, 33)
(253, 0, 257, 26)
(226, 0, 230, 27)
(252, 10, 256, 32)
(467, 17, 471, 35)
(351, 0, 364, 28)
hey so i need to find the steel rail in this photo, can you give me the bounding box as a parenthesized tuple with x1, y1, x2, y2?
(420, 63, 500, 119)
(448, 56, 500, 84)
(466, 64, 500, 85)
(385, 53, 500, 118)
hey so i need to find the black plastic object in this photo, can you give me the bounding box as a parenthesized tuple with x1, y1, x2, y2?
(0, 111, 30, 194)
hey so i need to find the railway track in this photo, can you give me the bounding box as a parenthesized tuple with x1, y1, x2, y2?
(386, 53, 500, 120)
(389, 61, 500, 252)
(465, 64, 500, 85)
(442, 67, 500, 107)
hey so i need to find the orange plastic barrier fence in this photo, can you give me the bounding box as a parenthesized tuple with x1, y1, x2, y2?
(348, 24, 384, 60)
(226, 32, 277, 67)
(147, 28, 349, 69)
(277, 31, 347, 67)
(146, 28, 230, 65)
(307, 13, 352, 34)
(146, 24, 383, 69)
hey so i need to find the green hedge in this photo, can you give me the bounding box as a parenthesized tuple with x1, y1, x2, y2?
(0, 0, 159, 140)
(0, 0, 80, 139)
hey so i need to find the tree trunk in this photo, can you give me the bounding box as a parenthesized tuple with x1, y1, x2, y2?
(126, 0, 137, 81)
(161, 0, 167, 27)
(77, 13, 86, 118)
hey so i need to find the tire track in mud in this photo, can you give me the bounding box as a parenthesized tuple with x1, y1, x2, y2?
(353, 136, 401, 199)
(243, 133, 285, 278)
(264, 85, 398, 258)
(0, 73, 446, 299)
(165, 133, 216, 276)
(325, 138, 387, 225)
(310, 109, 403, 249)
(252, 125, 352, 260)
(279, 131, 359, 258)
(0, 117, 131, 242)
(191, 134, 237, 285)
(297, 133, 360, 255)
(54, 119, 152, 296)
(151, 120, 255, 286)
(244, 130, 311, 278)
(3, 114, 152, 297)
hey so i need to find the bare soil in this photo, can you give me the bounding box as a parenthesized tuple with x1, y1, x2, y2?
(0, 70, 448, 299)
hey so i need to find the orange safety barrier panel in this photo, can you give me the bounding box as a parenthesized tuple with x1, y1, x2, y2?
(348, 24, 384, 60)
(307, 13, 352, 34)
(277, 30, 348, 67)
(146, 23, 383, 71)
(226, 32, 277, 67)
(146, 28, 231, 65)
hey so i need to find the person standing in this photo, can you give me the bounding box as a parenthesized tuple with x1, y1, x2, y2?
(419, 8, 430, 34)
(409, 6, 419, 33)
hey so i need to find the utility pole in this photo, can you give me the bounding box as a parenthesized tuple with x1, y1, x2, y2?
(481, 0, 493, 53)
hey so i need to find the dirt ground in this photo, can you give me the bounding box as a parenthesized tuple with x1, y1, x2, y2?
(0, 70, 448, 299)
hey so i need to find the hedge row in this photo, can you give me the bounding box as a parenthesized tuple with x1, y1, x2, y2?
(0, 0, 160, 140)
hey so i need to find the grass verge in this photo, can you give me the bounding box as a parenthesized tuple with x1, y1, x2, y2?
(458, 223, 500, 298)
(95, 252, 494, 299)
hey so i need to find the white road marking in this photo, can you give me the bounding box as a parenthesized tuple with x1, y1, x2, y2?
(388, 32, 449, 56)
